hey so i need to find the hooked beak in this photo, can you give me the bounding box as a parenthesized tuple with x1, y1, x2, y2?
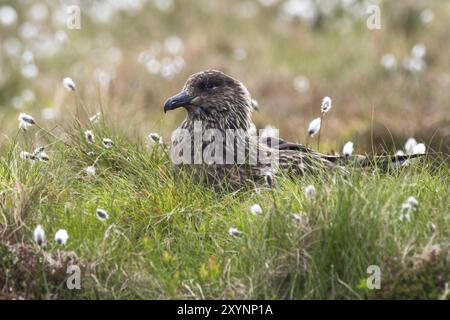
(164, 90, 195, 113)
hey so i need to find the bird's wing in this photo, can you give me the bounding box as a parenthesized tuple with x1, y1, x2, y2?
(261, 136, 340, 161)
(262, 136, 426, 167)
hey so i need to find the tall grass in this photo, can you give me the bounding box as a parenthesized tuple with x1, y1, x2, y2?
(0, 116, 448, 299)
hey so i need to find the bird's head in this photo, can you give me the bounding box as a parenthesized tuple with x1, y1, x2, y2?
(164, 70, 253, 129)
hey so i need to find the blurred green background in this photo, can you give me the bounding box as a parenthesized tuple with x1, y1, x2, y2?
(0, 0, 449, 155)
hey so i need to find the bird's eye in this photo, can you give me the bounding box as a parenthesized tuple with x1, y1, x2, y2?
(205, 80, 221, 90)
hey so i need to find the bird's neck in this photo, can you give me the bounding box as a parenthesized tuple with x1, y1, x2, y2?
(183, 106, 252, 132)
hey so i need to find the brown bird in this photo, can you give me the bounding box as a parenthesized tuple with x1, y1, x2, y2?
(163, 70, 420, 189)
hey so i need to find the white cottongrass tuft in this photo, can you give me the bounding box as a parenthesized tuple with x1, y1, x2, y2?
(20, 151, 33, 160)
(399, 207, 411, 222)
(413, 143, 426, 155)
(404, 138, 417, 154)
(342, 141, 354, 157)
(293, 75, 310, 93)
(291, 213, 305, 223)
(33, 146, 49, 161)
(404, 138, 426, 155)
(380, 54, 397, 71)
(250, 204, 262, 216)
(148, 133, 163, 144)
(304, 185, 316, 201)
(403, 56, 426, 74)
(20, 147, 49, 162)
(54, 229, 69, 244)
(84, 130, 94, 144)
(320, 96, 332, 113)
(19, 112, 35, 124)
(33, 146, 44, 156)
(18, 112, 35, 130)
(102, 138, 113, 149)
(406, 196, 419, 208)
(37, 151, 49, 161)
(399, 196, 419, 222)
(228, 227, 243, 238)
(33, 225, 45, 246)
(89, 112, 101, 124)
(411, 43, 426, 60)
(264, 171, 273, 187)
(96, 208, 109, 221)
(420, 9, 434, 25)
(86, 165, 96, 176)
(63, 77, 76, 91)
(307, 118, 321, 137)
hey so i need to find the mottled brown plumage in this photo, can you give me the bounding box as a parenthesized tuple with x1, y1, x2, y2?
(163, 70, 418, 188)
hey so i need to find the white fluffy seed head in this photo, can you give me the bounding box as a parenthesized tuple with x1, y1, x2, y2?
(305, 184, 316, 200)
(102, 138, 113, 149)
(399, 196, 419, 221)
(411, 43, 426, 60)
(401, 202, 412, 212)
(420, 9, 434, 25)
(89, 112, 100, 124)
(293, 75, 310, 93)
(63, 77, 76, 91)
(38, 151, 49, 161)
(96, 208, 109, 221)
(20, 151, 33, 160)
(380, 54, 397, 71)
(307, 118, 321, 137)
(148, 133, 162, 144)
(228, 227, 243, 238)
(84, 130, 94, 144)
(406, 196, 419, 208)
(250, 204, 262, 215)
(19, 120, 31, 130)
(404, 138, 426, 155)
(33, 146, 44, 155)
(413, 143, 426, 155)
(18, 112, 35, 124)
(54, 229, 69, 244)
(86, 165, 96, 176)
(264, 171, 273, 187)
(404, 138, 417, 155)
(18, 113, 35, 130)
(342, 141, 354, 157)
(321, 96, 332, 113)
(33, 225, 45, 246)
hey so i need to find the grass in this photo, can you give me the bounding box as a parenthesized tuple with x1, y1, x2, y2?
(0, 0, 449, 300)
(0, 114, 448, 299)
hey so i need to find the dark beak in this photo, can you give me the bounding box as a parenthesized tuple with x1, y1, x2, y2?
(164, 90, 194, 113)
